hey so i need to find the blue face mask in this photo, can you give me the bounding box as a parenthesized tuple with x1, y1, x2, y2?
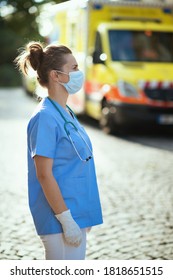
(57, 70, 84, 95)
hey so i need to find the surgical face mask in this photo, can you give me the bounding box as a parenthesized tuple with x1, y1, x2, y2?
(57, 70, 84, 95)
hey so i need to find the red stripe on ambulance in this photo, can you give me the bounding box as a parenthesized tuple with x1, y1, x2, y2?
(138, 80, 173, 90)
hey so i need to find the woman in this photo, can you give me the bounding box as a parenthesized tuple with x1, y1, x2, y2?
(15, 42, 103, 260)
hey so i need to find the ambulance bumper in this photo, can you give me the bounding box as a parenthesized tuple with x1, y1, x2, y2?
(111, 103, 173, 126)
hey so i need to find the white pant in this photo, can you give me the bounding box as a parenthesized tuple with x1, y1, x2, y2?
(40, 229, 86, 260)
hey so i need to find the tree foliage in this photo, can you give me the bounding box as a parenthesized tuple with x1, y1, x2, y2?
(0, 0, 67, 86)
(3, 1, 64, 41)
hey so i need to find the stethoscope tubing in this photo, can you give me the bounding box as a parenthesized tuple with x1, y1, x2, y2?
(48, 97, 93, 162)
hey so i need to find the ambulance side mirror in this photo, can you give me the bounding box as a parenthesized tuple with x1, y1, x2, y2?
(93, 51, 106, 64)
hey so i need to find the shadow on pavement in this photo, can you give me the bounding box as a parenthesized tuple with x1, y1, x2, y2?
(79, 114, 173, 152)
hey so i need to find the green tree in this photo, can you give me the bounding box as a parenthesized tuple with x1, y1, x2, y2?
(0, 0, 67, 86)
(4, 1, 64, 41)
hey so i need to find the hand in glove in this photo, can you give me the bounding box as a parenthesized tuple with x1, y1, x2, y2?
(55, 209, 82, 247)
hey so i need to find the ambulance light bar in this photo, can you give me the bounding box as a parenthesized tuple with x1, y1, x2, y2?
(88, 0, 173, 8)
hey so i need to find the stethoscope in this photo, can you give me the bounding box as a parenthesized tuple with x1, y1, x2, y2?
(48, 97, 93, 162)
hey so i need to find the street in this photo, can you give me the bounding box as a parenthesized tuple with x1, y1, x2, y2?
(0, 88, 173, 260)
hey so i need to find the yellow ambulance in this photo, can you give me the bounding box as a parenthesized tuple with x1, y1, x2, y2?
(45, 0, 173, 133)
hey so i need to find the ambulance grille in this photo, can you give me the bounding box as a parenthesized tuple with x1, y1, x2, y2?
(144, 88, 173, 102)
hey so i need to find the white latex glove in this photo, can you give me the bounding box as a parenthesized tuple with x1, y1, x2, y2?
(55, 209, 82, 247)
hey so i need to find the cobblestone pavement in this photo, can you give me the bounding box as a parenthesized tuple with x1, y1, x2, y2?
(1, 88, 173, 260)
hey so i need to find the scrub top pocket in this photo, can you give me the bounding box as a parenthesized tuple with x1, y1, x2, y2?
(58, 176, 89, 218)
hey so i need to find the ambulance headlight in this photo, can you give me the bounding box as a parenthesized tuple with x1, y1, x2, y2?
(118, 80, 139, 97)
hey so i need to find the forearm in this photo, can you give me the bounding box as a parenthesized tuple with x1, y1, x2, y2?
(34, 156, 82, 247)
(38, 173, 68, 214)
(38, 174, 82, 247)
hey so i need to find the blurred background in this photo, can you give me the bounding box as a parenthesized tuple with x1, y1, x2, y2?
(0, 0, 172, 88)
(0, 0, 67, 88)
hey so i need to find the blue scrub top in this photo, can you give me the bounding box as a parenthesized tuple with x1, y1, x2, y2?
(27, 97, 103, 235)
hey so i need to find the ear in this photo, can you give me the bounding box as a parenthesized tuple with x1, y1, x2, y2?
(49, 70, 59, 82)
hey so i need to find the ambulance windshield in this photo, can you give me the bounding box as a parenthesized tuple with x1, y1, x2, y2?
(109, 30, 173, 63)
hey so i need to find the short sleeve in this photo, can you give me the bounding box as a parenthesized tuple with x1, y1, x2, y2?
(28, 111, 57, 159)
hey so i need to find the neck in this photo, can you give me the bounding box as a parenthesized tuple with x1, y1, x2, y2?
(48, 83, 68, 109)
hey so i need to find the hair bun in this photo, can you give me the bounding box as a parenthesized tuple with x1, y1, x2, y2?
(27, 42, 44, 71)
